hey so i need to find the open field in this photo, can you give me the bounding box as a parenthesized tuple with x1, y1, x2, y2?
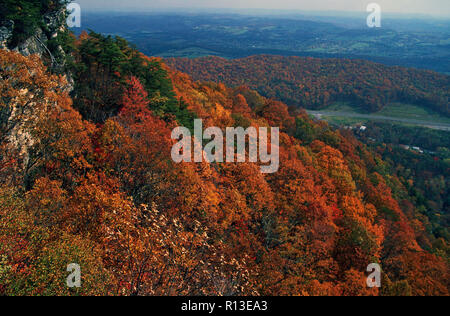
(308, 102, 450, 131)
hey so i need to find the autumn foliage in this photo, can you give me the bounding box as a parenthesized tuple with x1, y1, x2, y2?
(0, 40, 448, 296)
(167, 55, 450, 115)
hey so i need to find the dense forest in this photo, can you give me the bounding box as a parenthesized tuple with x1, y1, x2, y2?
(1, 37, 449, 295)
(68, 31, 195, 126)
(166, 55, 450, 116)
(354, 123, 450, 246)
(358, 123, 450, 152)
(0, 3, 448, 296)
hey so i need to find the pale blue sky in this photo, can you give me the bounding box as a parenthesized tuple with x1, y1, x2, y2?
(75, 0, 450, 17)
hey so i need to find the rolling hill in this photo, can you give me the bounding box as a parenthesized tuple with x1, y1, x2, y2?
(166, 55, 450, 116)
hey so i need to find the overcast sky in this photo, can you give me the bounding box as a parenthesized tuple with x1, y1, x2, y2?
(75, 0, 450, 17)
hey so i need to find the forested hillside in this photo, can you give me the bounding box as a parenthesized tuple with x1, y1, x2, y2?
(0, 30, 448, 295)
(166, 55, 450, 116)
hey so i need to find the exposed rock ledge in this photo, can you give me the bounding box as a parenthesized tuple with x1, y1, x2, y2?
(0, 9, 67, 64)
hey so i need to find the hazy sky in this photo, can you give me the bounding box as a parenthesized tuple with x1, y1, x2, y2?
(75, 0, 450, 17)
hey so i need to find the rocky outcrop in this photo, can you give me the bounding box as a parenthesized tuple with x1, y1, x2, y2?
(0, 9, 74, 182)
(7, 9, 74, 92)
(0, 21, 13, 50)
(15, 28, 50, 58)
(1, 9, 68, 68)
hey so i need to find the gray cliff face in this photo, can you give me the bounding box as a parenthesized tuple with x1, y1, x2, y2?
(1, 8, 73, 93)
(1, 9, 74, 181)
(0, 21, 13, 50)
(0, 20, 49, 57)
(0, 9, 68, 65)
(15, 28, 49, 58)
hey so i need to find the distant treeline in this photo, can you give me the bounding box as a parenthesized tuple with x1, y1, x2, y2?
(359, 122, 450, 152)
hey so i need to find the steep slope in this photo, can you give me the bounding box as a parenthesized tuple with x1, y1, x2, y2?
(0, 34, 448, 295)
(168, 66, 449, 295)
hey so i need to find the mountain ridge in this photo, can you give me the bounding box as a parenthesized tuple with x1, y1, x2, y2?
(166, 55, 450, 116)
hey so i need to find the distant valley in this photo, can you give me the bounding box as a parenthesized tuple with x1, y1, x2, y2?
(75, 12, 450, 74)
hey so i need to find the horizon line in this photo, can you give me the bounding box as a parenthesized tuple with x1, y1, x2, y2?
(78, 7, 450, 19)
